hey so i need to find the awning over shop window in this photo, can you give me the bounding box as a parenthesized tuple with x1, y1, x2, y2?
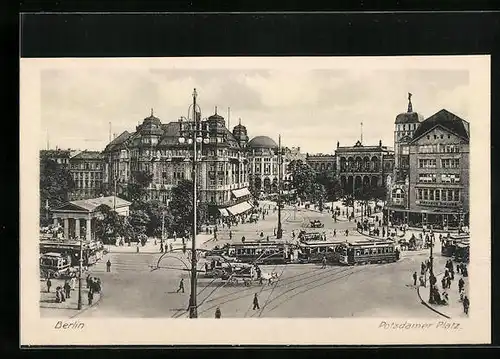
(219, 208, 229, 217)
(232, 187, 251, 198)
(227, 201, 253, 216)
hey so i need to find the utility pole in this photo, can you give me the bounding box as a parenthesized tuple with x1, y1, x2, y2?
(189, 89, 199, 319)
(276, 134, 283, 239)
(428, 236, 435, 304)
(77, 238, 83, 310)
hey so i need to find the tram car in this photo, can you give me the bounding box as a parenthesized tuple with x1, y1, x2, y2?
(337, 240, 400, 265)
(226, 241, 293, 264)
(298, 231, 322, 241)
(297, 240, 345, 263)
(39, 239, 103, 267)
(453, 239, 470, 263)
(441, 234, 469, 257)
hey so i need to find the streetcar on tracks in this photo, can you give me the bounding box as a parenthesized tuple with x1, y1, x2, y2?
(441, 234, 470, 257)
(297, 239, 345, 263)
(337, 240, 400, 265)
(298, 231, 322, 241)
(225, 241, 293, 264)
(454, 240, 469, 263)
(39, 239, 104, 267)
(40, 252, 77, 279)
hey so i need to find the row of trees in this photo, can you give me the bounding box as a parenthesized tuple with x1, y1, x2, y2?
(288, 159, 386, 210)
(40, 155, 205, 245)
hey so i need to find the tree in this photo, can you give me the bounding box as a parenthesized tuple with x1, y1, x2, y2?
(168, 179, 208, 237)
(316, 170, 341, 201)
(93, 205, 123, 245)
(131, 199, 172, 238)
(124, 170, 153, 203)
(128, 209, 150, 241)
(288, 160, 317, 201)
(40, 155, 75, 227)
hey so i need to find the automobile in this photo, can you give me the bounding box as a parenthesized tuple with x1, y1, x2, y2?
(309, 220, 324, 228)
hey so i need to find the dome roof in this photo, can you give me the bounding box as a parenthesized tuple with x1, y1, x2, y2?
(395, 112, 424, 124)
(248, 136, 278, 148)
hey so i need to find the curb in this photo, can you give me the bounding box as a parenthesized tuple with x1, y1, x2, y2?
(70, 291, 103, 319)
(415, 270, 452, 319)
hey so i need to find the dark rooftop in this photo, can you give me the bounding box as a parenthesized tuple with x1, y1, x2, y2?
(410, 109, 469, 143)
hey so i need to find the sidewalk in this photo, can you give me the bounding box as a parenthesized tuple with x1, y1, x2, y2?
(106, 235, 214, 254)
(417, 271, 470, 319)
(40, 278, 100, 318)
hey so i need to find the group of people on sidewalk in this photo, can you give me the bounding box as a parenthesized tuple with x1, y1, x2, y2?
(412, 258, 470, 315)
(46, 276, 78, 304)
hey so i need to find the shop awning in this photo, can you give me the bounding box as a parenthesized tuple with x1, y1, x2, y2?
(219, 208, 229, 217)
(232, 187, 251, 198)
(227, 201, 253, 216)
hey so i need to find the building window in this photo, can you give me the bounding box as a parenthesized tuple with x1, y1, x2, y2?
(435, 189, 440, 201)
(418, 173, 437, 183)
(418, 159, 437, 168)
(441, 158, 460, 169)
(441, 173, 460, 183)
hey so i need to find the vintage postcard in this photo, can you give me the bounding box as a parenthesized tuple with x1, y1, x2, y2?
(20, 56, 491, 345)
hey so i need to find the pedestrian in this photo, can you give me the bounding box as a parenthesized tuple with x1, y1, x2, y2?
(46, 278, 52, 293)
(321, 255, 327, 269)
(345, 229, 349, 236)
(70, 276, 76, 291)
(215, 306, 222, 319)
(252, 293, 260, 310)
(177, 278, 185, 293)
(458, 277, 465, 292)
(106, 259, 111, 273)
(446, 276, 451, 289)
(266, 236, 270, 242)
(88, 289, 94, 305)
(169, 243, 173, 252)
(457, 263, 461, 274)
(55, 287, 61, 303)
(160, 243, 164, 252)
(450, 267, 455, 280)
(463, 295, 470, 315)
(444, 269, 449, 279)
(229, 230, 232, 240)
(260, 231, 264, 238)
(441, 277, 446, 290)
(63, 280, 71, 299)
(86, 274, 91, 289)
(412, 271, 417, 286)
(333, 229, 336, 237)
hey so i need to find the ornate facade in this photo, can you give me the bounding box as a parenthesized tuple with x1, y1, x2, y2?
(246, 136, 289, 195)
(386, 95, 470, 228)
(335, 140, 394, 196)
(102, 109, 251, 215)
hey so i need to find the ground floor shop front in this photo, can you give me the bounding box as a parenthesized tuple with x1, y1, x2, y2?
(384, 206, 469, 230)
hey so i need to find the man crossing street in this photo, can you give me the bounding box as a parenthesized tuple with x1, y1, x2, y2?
(252, 293, 260, 310)
(106, 259, 111, 273)
(176, 278, 185, 293)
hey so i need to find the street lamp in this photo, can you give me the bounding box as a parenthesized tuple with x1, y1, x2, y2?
(77, 237, 83, 310)
(177, 88, 210, 319)
(276, 134, 283, 239)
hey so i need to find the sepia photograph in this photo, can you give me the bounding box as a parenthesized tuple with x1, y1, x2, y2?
(20, 56, 490, 345)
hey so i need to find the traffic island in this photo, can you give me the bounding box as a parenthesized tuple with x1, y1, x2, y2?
(40, 278, 101, 318)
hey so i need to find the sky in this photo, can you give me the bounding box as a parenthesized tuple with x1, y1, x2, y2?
(40, 65, 471, 154)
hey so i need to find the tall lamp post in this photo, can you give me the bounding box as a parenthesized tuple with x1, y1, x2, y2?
(77, 237, 83, 310)
(276, 134, 283, 239)
(178, 88, 210, 319)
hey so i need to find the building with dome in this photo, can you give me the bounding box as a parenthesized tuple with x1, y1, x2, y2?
(246, 135, 291, 195)
(102, 107, 252, 219)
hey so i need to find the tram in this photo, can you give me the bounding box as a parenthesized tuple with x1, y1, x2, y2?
(225, 241, 292, 264)
(40, 252, 74, 278)
(454, 239, 470, 263)
(297, 240, 345, 263)
(441, 234, 470, 257)
(39, 239, 104, 267)
(337, 240, 400, 265)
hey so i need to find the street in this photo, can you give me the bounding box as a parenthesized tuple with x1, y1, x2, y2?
(42, 203, 455, 319)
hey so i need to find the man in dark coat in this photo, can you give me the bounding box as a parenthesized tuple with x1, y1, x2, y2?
(106, 259, 111, 272)
(463, 296, 470, 315)
(252, 293, 260, 310)
(412, 271, 417, 286)
(46, 278, 52, 293)
(177, 278, 185, 293)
